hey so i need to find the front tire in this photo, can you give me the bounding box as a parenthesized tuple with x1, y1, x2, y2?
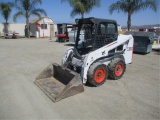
(108, 58, 126, 80)
(88, 63, 108, 87)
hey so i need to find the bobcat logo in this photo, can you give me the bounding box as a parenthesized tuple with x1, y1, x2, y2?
(102, 51, 105, 55)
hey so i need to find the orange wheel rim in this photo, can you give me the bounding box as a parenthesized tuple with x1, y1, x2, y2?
(94, 67, 106, 83)
(115, 62, 124, 76)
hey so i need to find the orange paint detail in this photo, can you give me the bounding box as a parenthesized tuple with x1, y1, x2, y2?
(115, 62, 124, 76)
(94, 67, 106, 83)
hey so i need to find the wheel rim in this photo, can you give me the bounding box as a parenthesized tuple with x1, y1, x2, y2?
(115, 62, 124, 77)
(94, 67, 106, 83)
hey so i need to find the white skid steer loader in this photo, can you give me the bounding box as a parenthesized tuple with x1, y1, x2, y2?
(35, 17, 134, 102)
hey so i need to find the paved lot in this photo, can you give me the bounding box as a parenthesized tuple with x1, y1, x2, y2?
(0, 38, 159, 120)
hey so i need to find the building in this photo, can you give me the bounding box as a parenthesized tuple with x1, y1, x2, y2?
(117, 24, 122, 31)
(30, 17, 57, 38)
(0, 23, 26, 37)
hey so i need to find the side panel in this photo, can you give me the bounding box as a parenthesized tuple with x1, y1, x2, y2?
(81, 34, 134, 83)
(123, 35, 134, 64)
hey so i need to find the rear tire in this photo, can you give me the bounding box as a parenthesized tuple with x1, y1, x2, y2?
(108, 58, 126, 80)
(62, 38, 66, 42)
(88, 63, 108, 87)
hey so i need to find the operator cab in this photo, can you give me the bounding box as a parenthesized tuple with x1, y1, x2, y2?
(75, 17, 118, 55)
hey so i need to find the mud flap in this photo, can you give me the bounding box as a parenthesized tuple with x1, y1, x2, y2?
(35, 63, 84, 102)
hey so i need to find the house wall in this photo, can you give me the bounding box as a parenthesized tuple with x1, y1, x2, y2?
(37, 18, 55, 37)
(118, 25, 122, 31)
(0, 20, 57, 38)
(0, 23, 26, 37)
(36, 23, 57, 37)
(30, 24, 37, 36)
(29, 17, 58, 38)
(0, 24, 4, 35)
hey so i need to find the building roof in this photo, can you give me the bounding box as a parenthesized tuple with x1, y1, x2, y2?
(30, 17, 53, 24)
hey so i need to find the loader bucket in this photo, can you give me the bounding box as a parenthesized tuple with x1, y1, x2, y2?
(35, 63, 84, 102)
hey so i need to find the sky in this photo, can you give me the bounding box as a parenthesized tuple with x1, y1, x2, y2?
(0, 0, 159, 26)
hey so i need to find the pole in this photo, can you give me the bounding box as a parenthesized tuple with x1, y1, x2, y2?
(50, 31, 52, 40)
(43, 31, 44, 38)
(43, 19, 44, 39)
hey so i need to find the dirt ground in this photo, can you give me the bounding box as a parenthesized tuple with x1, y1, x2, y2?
(0, 38, 159, 120)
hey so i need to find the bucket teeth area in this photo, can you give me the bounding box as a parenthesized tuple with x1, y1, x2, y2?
(35, 63, 84, 102)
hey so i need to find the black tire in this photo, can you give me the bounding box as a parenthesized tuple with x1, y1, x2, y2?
(108, 58, 126, 80)
(62, 38, 66, 42)
(58, 38, 61, 42)
(88, 63, 108, 87)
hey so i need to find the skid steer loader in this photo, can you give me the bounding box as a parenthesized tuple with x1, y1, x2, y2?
(35, 17, 134, 102)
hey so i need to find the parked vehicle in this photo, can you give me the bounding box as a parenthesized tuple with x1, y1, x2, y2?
(56, 23, 75, 42)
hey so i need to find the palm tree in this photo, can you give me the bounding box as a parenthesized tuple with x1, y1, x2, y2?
(0, 2, 14, 33)
(109, 0, 157, 31)
(61, 0, 100, 19)
(13, 0, 47, 38)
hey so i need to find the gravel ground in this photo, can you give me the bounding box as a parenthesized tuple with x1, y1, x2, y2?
(0, 38, 159, 120)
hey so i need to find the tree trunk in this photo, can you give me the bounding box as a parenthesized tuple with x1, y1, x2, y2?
(81, 12, 84, 19)
(81, 12, 84, 29)
(127, 13, 131, 31)
(5, 20, 8, 33)
(26, 17, 30, 38)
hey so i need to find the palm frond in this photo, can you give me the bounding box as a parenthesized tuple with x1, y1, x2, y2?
(70, 9, 81, 18)
(14, 2, 23, 12)
(72, 1, 85, 13)
(0, 2, 14, 23)
(109, 0, 157, 31)
(14, 0, 47, 22)
(109, 1, 128, 14)
(29, 8, 47, 17)
(61, 0, 100, 18)
(28, 0, 42, 11)
(61, 0, 74, 6)
(13, 11, 25, 22)
(32, 0, 42, 5)
(133, 0, 157, 13)
(8, 2, 15, 7)
(30, 11, 41, 18)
